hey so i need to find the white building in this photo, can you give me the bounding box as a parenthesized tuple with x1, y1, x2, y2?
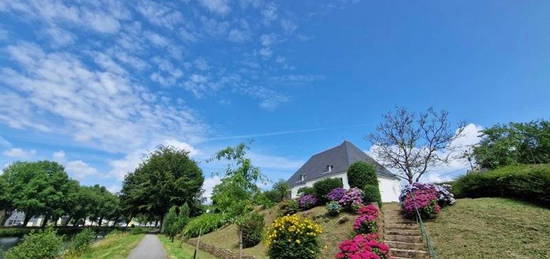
(287, 141, 401, 202)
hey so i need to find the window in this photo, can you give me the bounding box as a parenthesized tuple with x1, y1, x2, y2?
(300, 174, 305, 181)
(326, 165, 333, 173)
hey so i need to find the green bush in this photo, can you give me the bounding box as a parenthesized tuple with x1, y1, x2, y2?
(129, 227, 148, 235)
(182, 213, 227, 238)
(297, 186, 315, 195)
(363, 184, 382, 207)
(278, 199, 299, 216)
(347, 161, 378, 188)
(68, 228, 95, 255)
(325, 201, 342, 217)
(237, 212, 264, 248)
(453, 164, 550, 206)
(313, 178, 343, 203)
(0, 228, 31, 238)
(5, 228, 63, 259)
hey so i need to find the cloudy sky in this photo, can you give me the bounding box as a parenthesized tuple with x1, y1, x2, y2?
(1, 0, 549, 197)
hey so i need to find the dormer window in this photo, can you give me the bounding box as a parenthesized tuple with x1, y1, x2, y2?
(326, 165, 333, 172)
(300, 174, 306, 181)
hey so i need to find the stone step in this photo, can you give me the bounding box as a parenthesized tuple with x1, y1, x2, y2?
(386, 241, 425, 250)
(391, 248, 429, 259)
(385, 223, 418, 230)
(385, 229, 421, 236)
(385, 234, 423, 243)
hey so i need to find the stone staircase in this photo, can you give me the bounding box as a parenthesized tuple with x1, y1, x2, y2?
(383, 204, 429, 259)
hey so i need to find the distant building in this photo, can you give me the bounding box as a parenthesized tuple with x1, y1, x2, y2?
(287, 141, 401, 202)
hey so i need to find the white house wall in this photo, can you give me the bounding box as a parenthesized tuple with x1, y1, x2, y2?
(290, 173, 401, 203)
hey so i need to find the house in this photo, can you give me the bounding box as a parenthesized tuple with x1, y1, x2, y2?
(287, 141, 402, 202)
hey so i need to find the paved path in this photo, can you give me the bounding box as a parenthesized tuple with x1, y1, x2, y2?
(127, 234, 167, 259)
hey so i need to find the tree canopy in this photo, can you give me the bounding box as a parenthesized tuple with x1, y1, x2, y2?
(120, 145, 204, 223)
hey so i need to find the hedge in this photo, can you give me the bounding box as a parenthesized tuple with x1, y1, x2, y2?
(363, 184, 382, 207)
(313, 178, 343, 203)
(347, 162, 378, 189)
(453, 164, 550, 206)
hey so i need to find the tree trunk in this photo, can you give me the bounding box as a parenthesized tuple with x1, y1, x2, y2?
(63, 216, 72, 226)
(98, 217, 103, 227)
(23, 213, 32, 227)
(1, 210, 12, 226)
(41, 215, 49, 228)
(53, 217, 59, 226)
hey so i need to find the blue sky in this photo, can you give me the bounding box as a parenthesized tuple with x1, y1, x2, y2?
(0, 0, 549, 197)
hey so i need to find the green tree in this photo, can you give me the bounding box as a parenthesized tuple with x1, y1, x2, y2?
(347, 161, 377, 188)
(120, 145, 203, 226)
(0, 175, 13, 225)
(2, 161, 72, 226)
(473, 120, 550, 169)
(162, 203, 189, 241)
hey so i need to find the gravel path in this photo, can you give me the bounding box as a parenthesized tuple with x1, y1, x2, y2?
(127, 234, 167, 259)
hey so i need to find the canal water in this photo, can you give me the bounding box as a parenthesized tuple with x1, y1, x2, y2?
(0, 237, 21, 259)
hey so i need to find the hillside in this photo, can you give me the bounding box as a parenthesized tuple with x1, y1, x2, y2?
(425, 198, 550, 258)
(194, 205, 356, 259)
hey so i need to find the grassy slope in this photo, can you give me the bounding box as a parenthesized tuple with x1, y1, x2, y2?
(197, 206, 356, 259)
(159, 235, 217, 259)
(426, 198, 550, 259)
(62, 232, 144, 259)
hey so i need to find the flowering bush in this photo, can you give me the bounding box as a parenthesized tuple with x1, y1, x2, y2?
(400, 182, 455, 207)
(339, 188, 364, 210)
(298, 194, 318, 210)
(353, 204, 379, 234)
(265, 214, 323, 259)
(327, 187, 347, 202)
(401, 185, 440, 219)
(326, 201, 342, 216)
(335, 234, 392, 259)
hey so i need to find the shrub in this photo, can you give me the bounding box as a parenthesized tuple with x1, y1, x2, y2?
(278, 199, 299, 216)
(313, 178, 344, 203)
(326, 201, 342, 216)
(401, 185, 440, 219)
(5, 228, 63, 259)
(67, 228, 95, 255)
(363, 184, 382, 207)
(129, 227, 148, 235)
(0, 228, 31, 238)
(237, 212, 264, 248)
(335, 234, 391, 259)
(435, 184, 455, 206)
(297, 186, 315, 195)
(182, 213, 227, 238)
(298, 194, 318, 210)
(401, 182, 455, 207)
(338, 188, 364, 211)
(353, 204, 379, 234)
(347, 161, 378, 188)
(327, 187, 347, 202)
(453, 164, 550, 205)
(265, 214, 322, 259)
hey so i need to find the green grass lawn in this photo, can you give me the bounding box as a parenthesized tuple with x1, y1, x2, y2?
(62, 232, 144, 259)
(425, 198, 550, 259)
(158, 235, 217, 259)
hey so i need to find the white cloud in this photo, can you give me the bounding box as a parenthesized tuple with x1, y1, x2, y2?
(0, 136, 11, 148)
(2, 148, 36, 159)
(202, 176, 221, 203)
(65, 160, 99, 180)
(53, 150, 66, 161)
(198, 0, 231, 15)
(261, 2, 278, 25)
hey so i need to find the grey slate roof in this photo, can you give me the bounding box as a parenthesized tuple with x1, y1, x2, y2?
(287, 141, 398, 187)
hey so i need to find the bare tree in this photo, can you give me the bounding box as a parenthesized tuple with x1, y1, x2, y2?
(369, 107, 465, 184)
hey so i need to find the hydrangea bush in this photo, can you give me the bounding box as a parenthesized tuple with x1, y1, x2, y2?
(338, 188, 364, 210)
(298, 194, 318, 210)
(400, 182, 455, 207)
(265, 214, 323, 259)
(326, 201, 342, 216)
(401, 184, 440, 219)
(335, 234, 392, 259)
(353, 204, 379, 234)
(327, 187, 347, 202)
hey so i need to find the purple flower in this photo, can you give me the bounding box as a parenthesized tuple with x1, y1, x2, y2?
(327, 188, 347, 201)
(298, 194, 318, 209)
(338, 188, 363, 208)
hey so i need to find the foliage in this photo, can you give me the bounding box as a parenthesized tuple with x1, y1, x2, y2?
(347, 161, 377, 188)
(158, 235, 218, 259)
(338, 188, 364, 211)
(120, 145, 203, 223)
(253, 192, 276, 209)
(473, 120, 550, 169)
(452, 164, 550, 205)
(434, 184, 456, 206)
(236, 212, 264, 248)
(61, 231, 143, 259)
(67, 228, 95, 255)
(327, 187, 346, 202)
(363, 184, 382, 207)
(335, 234, 391, 259)
(298, 194, 318, 210)
(163, 204, 190, 241)
(326, 201, 342, 217)
(5, 228, 63, 259)
(0, 228, 31, 237)
(369, 107, 465, 183)
(278, 199, 299, 216)
(264, 180, 290, 203)
(297, 186, 315, 195)
(129, 227, 148, 235)
(182, 213, 227, 238)
(313, 178, 343, 203)
(265, 214, 323, 259)
(353, 205, 379, 234)
(401, 184, 440, 219)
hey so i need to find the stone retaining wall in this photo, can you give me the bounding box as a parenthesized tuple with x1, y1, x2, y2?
(186, 239, 256, 259)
